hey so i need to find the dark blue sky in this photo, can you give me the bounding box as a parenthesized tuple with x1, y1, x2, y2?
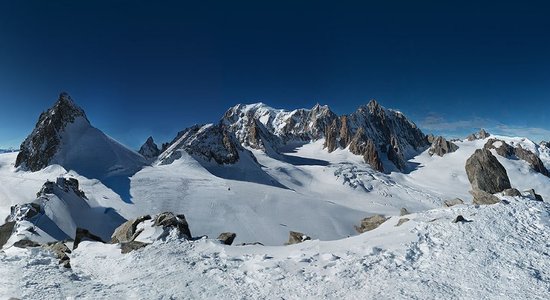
(1, 0, 550, 149)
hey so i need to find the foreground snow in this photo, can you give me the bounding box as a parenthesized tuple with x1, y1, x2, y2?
(1, 196, 549, 299)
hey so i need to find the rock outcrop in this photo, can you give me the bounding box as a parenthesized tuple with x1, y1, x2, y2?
(484, 139, 550, 177)
(399, 208, 410, 216)
(110, 212, 192, 253)
(428, 136, 459, 157)
(395, 218, 410, 227)
(139, 136, 160, 160)
(74, 228, 105, 249)
(355, 214, 388, 233)
(285, 231, 311, 245)
(470, 189, 501, 205)
(217, 232, 237, 245)
(525, 189, 544, 201)
(0, 221, 16, 249)
(465, 149, 511, 194)
(503, 188, 522, 197)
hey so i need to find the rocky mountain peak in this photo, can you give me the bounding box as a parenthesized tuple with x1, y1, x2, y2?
(139, 136, 161, 160)
(15, 93, 89, 171)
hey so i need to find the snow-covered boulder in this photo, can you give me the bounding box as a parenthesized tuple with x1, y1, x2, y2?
(465, 149, 511, 194)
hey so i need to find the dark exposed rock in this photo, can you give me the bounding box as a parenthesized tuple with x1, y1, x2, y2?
(110, 215, 152, 244)
(217, 232, 237, 245)
(121, 241, 150, 254)
(15, 93, 88, 171)
(465, 149, 511, 194)
(484, 139, 515, 157)
(348, 128, 384, 172)
(237, 242, 265, 246)
(153, 212, 192, 239)
(56, 177, 86, 199)
(324, 118, 340, 152)
(395, 218, 410, 227)
(470, 189, 501, 205)
(355, 214, 388, 233)
(452, 215, 471, 223)
(525, 189, 544, 201)
(428, 136, 459, 157)
(503, 188, 522, 197)
(73, 228, 105, 249)
(8, 202, 41, 222)
(399, 208, 410, 216)
(443, 198, 464, 207)
(0, 221, 16, 249)
(139, 136, 160, 160)
(285, 231, 311, 245)
(13, 239, 41, 248)
(427, 134, 435, 144)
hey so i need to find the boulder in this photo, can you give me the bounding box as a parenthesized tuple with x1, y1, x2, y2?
(443, 198, 464, 207)
(428, 136, 459, 157)
(73, 228, 105, 249)
(217, 232, 237, 245)
(503, 188, 522, 197)
(470, 189, 500, 205)
(465, 149, 511, 194)
(355, 214, 388, 233)
(237, 242, 264, 246)
(0, 221, 15, 249)
(285, 231, 311, 245)
(120, 241, 150, 254)
(152, 212, 192, 240)
(395, 218, 410, 227)
(399, 207, 410, 216)
(111, 215, 152, 244)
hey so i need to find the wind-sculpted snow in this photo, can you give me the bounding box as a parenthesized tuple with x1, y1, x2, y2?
(1, 196, 549, 299)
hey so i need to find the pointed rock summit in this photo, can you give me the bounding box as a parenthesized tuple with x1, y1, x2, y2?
(139, 136, 160, 160)
(16, 92, 89, 171)
(15, 93, 145, 178)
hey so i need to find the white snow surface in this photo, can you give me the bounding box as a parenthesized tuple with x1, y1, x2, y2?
(1, 195, 549, 299)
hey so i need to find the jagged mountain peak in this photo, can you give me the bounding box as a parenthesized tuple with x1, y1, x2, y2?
(139, 136, 160, 161)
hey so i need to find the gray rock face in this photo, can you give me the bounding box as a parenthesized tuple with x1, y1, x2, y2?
(110, 215, 152, 244)
(503, 188, 522, 197)
(470, 189, 501, 205)
(465, 149, 511, 194)
(0, 221, 16, 248)
(348, 128, 384, 172)
(399, 208, 410, 216)
(285, 231, 311, 245)
(428, 136, 459, 157)
(15, 93, 88, 171)
(443, 198, 464, 207)
(13, 239, 41, 248)
(217, 232, 237, 245)
(355, 214, 388, 233)
(139, 136, 160, 160)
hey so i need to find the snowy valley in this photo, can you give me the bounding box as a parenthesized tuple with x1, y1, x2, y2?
(1, 93, 549, 299)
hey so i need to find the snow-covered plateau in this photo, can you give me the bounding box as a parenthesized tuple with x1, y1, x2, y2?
(1, 94, 549, 299)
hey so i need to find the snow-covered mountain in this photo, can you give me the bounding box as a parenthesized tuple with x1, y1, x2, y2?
(15, 93, 146, 179)
(1, 94, 550, 299)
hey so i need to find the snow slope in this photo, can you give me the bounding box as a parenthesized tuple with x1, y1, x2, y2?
(1, 195, 548, 299)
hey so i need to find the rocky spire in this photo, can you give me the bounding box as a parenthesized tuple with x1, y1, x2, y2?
(139, 136, 161, 160)
(15, 92, 89, 171)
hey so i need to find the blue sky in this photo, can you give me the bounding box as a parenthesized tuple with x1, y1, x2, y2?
(1, 0, 549, 149)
